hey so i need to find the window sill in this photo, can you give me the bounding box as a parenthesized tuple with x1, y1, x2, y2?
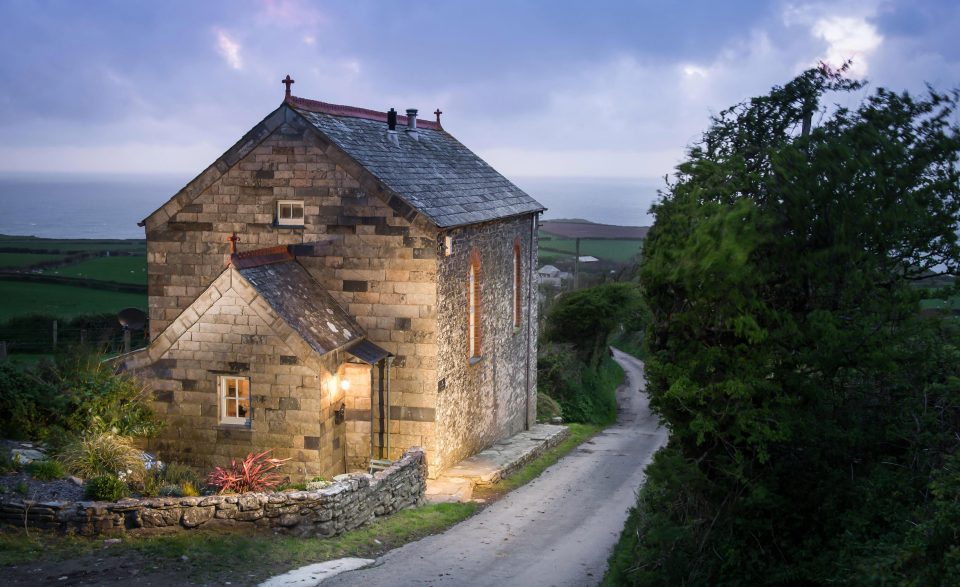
(217, 422, 252, 430)
(272, 223, 305, 230)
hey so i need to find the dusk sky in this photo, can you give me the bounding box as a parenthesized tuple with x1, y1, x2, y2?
(0, 0, 958, 226)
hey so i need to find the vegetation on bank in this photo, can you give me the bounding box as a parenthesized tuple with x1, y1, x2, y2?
(606, 67, 960, 585)
(537, 282, 644, 425)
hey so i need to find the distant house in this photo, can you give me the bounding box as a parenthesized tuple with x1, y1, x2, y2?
(119, 81, 544, 479)
(537, 264, 571, 288)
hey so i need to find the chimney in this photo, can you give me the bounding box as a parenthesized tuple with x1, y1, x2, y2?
(406, 108, 419, 141)
(386, 108, 399, 147)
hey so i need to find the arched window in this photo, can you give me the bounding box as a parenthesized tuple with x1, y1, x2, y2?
(469, 250, 481, 359)
(513, 239, 522, 328)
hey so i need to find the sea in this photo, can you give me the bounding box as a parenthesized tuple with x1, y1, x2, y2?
(0, 173, 663, 240)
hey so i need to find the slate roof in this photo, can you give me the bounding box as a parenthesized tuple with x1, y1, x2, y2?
(288, 96, 545, 229)
(236, 257, 363, 355)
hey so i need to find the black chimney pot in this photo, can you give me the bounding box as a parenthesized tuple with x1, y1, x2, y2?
(387, 108, 397, 130)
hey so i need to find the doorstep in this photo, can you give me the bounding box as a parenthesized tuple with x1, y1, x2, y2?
(424, 423, 569, 503)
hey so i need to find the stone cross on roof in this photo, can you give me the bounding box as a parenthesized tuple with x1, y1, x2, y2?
(282, 75, 295, 99)
(227, 231, 241, 254)
(434, 109, 442, 124)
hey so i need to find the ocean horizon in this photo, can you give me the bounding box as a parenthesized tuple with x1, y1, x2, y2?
(0, 173, 662, 240)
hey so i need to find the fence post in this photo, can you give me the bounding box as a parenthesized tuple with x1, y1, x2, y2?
(52, 320, 58, 351)
(0, 341, 7, 360)
(80, 329, 86, 345)
(123, 329, 131, 354)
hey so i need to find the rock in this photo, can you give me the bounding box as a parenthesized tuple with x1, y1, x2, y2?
(180, 506, 214, 528)
(11, 448, 45, 464)
(550, 416, 563, 424)
(103, 538, 121, 546)
(237, 494, 260, 511)
(332, 474, 352, 483)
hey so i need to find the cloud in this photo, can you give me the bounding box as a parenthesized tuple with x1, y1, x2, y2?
(215, 29, 243, 70)
(783, 2, 884, 76)
(812, 16, 883, 75)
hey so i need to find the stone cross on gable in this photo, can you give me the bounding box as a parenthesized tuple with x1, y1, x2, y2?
(434, 109, 442, 124)
(282, 75, 295, 99)
(227, 232, 241, 254)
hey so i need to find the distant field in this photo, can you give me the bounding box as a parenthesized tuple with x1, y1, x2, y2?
(0, 252, 70, 268)
(0, 279, 146, 321)
(41, 255, 147, 284)
(539, 220, 648, 240)
(0, 234, 145, 253)
(538, 235, 644, 263)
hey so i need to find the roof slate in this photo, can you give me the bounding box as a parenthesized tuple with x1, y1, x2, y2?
(237, 261, 363, 355)
(289, 100, 545, 228)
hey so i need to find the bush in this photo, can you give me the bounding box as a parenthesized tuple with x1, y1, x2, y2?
(59, 433, 146, 483)
(536, 392, 562, 422)
(26, 459, 65, 481)
(84, 475, 128, 501)
(160, 461, 204, 488)
(0, 362, 65, 440)
(206, 450, 290, 494)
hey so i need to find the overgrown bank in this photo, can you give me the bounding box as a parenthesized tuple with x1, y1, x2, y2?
(605, 68, 960, 585)
(537, 282, 643, 426)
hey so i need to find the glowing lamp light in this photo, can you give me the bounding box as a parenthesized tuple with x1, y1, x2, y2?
(341, 379, 350, 391)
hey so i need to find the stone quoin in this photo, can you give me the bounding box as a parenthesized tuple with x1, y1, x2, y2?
(116, 77, 545, 480)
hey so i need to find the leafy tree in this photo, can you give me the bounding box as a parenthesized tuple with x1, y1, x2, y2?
(545, 282, 642, 366)
(628, 66, 960, 584)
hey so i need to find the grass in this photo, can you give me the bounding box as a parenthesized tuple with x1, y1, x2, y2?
(538, 233, 644, 263)
(0, 279, 146, 321)
(481, 423, 601, 495)
(0, 502, 478, 582)
(0, 252, 70, 268)
(0, 234, 145, 253)
(40, 255, 147, 285)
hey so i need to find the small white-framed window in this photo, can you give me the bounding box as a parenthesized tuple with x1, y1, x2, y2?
(276, 200, 305, 226)
(219, 375, 251, 425)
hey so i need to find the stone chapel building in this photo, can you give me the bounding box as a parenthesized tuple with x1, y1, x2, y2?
(119, 79, 544, 479)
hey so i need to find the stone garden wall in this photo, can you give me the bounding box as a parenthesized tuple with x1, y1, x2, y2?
(0, 448, 425, 537)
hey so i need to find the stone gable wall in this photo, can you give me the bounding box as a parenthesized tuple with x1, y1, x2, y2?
(435, 214, 539, 471)
(134, 280, 344, 479)
(144, 119, 440, 471)
(0, 448, 426, 537)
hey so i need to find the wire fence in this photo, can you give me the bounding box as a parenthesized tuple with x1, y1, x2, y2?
(0, 319, 149, 355)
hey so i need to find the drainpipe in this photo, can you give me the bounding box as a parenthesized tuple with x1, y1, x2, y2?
(525, 213, 537, 429)
(386, 356, 394, 460)
(369, 365, 375, 467)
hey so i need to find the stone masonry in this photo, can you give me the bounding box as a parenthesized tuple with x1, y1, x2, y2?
(131, 97, 542, 480)
(0, 448, 426, 537)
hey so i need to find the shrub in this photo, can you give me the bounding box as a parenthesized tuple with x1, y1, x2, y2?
(59, 433, 146, 483)
(537, 392, 562, 422)
(161, 461, 204, 488)
(0, 362, 65, 440)
(84, 475, 128, 501)
(181, 481, 200, 497)
(206, 450, 290, 494)
(26, 459, 65, 481)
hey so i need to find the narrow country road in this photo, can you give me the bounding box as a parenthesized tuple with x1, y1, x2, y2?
(322, 348, 667, 587)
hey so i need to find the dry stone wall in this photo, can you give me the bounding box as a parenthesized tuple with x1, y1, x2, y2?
(0, 448, 426, 537)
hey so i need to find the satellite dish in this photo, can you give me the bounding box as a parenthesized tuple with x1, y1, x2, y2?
(117, 308, 148, 331)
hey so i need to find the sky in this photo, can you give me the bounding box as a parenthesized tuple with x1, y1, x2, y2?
(0, 0, 958, 226)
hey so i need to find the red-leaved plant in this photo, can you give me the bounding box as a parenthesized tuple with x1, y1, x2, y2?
(206, 450, 291, 494)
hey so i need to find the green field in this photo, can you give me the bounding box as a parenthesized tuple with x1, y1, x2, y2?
(538, 234, 644, 263)
(0, 234, 145, 253)
(41, 255, 147, 284)
(0, 252, 70, 268)
(0, 280, 146, 321)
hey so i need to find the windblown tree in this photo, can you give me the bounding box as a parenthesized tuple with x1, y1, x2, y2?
(630, 67, 960, 585)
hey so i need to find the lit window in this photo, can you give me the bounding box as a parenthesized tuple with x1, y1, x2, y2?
(513, 240, 522, 328)
(276, 200, 305, 226)
(219, 376, 251, 425)
(469, 252, 481, 359)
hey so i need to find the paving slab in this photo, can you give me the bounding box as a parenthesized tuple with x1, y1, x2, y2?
(425, 423, 569, 503)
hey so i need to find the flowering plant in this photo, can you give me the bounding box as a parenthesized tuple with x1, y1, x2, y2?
(206, 450, 290, 494)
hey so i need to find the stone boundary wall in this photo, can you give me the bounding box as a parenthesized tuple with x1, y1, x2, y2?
(0, 448, 425, 537)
